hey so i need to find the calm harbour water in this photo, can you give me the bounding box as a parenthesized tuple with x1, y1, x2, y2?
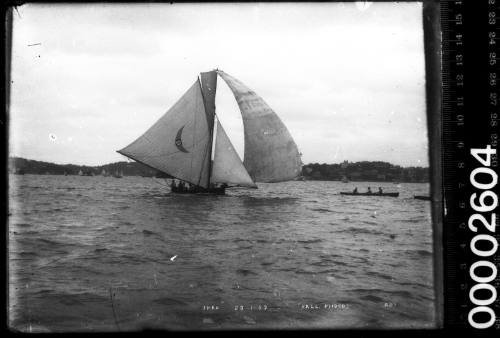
(8, 175, 436, 331)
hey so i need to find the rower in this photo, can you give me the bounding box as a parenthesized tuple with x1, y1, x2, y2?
(367, 187, 372, 194)
(353, 187, 358, 194)
(378, 187, 383, 194)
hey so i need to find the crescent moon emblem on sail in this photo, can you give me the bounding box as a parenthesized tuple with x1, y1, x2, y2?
(175, 126, 189, 153)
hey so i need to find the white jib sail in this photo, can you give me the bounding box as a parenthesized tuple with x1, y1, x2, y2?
(118, 80, 211, 188)
(211, 119, 257, 188)
(217, 70, 302, 182)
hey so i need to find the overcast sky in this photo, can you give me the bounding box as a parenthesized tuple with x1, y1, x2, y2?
(10, 2, 428, 167)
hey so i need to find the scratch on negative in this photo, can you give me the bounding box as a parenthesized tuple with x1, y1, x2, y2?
(109, 287, 121, 331)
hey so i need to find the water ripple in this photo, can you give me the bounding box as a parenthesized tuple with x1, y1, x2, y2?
(8, 176, 435, 330)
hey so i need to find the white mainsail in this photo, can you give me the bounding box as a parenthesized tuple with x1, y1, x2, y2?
(117, 80, 212, 188)
(217, 70, 302, 182)
(211, 119, 257, 188)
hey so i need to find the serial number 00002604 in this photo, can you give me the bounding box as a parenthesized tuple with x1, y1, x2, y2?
(467, 145, 498, 329)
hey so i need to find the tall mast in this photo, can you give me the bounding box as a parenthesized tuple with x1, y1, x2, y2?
(199, 70, 218, 187)
(207, 107, 216, 187)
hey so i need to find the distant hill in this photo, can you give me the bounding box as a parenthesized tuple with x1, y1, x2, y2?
(302, 161, 429, 183)
(8, 157, 428, 183)
(8, 157, 171, 178)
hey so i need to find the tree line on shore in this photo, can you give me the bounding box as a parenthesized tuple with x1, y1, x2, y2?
(9, 157, 429, 183)
(8, 157, 170, 178)
(302, 161, 428, 183)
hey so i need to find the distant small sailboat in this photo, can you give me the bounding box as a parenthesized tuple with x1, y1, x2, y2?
(78, 169, 83, 176)
(341, 175, 349, 183)
(414, 195, 430, 201)
(118, 69, 302, 194)
(113, 170, 123, 178)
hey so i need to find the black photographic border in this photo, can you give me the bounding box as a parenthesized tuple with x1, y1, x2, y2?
(3, 0, 498, 333)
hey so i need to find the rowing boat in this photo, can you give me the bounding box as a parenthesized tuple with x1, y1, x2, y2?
(339, 192, 399, 197)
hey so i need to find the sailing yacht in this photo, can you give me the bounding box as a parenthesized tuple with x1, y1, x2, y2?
(118, 69, 302, 194)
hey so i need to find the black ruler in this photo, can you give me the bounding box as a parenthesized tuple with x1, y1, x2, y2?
(442, 0, 499, 329)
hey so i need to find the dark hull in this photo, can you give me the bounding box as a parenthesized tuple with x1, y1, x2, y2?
(340, 192, 399, 197)
(171, 186, 226, 195)
(414, 195, 430, 200)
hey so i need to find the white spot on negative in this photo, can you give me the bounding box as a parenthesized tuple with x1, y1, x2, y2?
(170, 255, 177, 262)
(49, 133, 57, 141)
